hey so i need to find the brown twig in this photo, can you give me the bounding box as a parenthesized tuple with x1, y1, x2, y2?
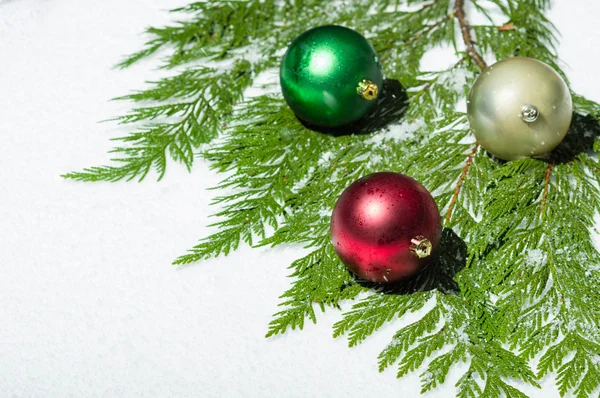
(442, 1, 487, 224)
(541, 159, 553, 214)
(455, 0, 488, 70)
(445, 143, 479, 224)
(420, 0, 442, 11)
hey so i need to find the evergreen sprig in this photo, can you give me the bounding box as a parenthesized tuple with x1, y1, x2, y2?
(66, 0, 600, 396)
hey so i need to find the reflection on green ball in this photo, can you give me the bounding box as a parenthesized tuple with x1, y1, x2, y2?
(280, 25, 384, 128)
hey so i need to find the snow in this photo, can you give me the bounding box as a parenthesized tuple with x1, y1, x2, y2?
(243, 68, 280, 98)
(0, 0, 600, 397)
(318, 150, 335, 166)
(292, 166, 315, 192)
(526, 249, 548, 268)
(367, 119, 425, 145)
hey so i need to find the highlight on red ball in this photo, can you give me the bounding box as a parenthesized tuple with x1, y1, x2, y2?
(330, 172, 441, 283)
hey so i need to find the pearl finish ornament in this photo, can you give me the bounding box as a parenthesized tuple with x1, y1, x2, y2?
(467, 57, 572, 160)
(330, 172, 441, 283)
(280, 25, 384, 127)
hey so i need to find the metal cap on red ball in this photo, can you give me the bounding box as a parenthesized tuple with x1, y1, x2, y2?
(330, 172, 442, 283)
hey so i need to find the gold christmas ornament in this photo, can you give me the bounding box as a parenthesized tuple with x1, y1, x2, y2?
(467, 57, 572, 160)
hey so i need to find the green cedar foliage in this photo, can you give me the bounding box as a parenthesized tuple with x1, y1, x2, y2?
(64, 0, 600, 396)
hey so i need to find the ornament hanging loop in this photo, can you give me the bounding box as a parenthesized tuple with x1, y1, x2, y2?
(520, 104, 539, 123)
(410, 236, 432, 258)
(357, 80, 379, 100)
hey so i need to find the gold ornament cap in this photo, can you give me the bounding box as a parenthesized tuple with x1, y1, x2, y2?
(410, 236, 432, 258)
(357, 79, 379, 100)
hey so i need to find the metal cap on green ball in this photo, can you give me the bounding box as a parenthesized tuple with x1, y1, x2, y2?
(280, 25, 384, 128)
(467, 56, 572, 161)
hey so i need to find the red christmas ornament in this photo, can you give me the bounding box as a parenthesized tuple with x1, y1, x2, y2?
(330, 172, 441, 283)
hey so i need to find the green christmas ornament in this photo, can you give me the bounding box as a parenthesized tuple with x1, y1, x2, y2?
(280, 25, 384, 127)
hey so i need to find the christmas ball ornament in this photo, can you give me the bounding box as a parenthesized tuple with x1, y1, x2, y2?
(280, 25, 384, 127)
(330, 172, 441, 283)
(467, 57, 572, 160)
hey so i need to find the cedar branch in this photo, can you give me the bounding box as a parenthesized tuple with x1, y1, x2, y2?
(405, 15, 451, 46)
(379, 0, 444, 63)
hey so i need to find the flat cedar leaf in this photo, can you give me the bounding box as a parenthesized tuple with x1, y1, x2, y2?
(66, 0, 600, 396)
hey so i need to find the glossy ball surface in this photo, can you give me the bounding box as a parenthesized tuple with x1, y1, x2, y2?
(280, 25, 384, 127)
(330, 172, 441, 283)
(467, 57, 572, 160)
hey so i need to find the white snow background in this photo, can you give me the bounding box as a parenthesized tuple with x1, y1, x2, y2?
(1, 0, 599, 397)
